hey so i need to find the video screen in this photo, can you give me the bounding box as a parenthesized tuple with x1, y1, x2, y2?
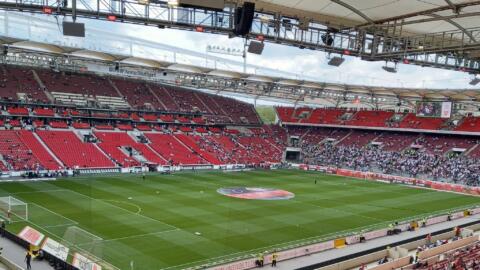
(416, 101, 452, 118)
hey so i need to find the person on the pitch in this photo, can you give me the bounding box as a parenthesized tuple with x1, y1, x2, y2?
(271, 251, 278, 267)
(142, 172, 146, 181)
(257, 253, 264, 267)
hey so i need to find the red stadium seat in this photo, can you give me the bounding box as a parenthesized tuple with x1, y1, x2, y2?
(37, 130, 115, 168)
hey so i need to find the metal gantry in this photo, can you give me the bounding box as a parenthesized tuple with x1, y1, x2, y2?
(0, 0, 478, 73)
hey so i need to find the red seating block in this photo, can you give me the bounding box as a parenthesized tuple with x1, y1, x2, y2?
(37, 130, 114, 168)
(95, 132, 166, 166)
(8, 107, 29, 115)
(34, 108, 55, 117)
(145, 133, 205, 165)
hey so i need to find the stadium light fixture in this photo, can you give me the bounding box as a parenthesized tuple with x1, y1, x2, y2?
(470, 76, 480, 86)
(382, 62, 397, 73)
(327, 55, 344, 67)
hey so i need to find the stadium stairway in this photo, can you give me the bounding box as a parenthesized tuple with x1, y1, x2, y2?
(236, 136, 282, 163)
(145, 84, 168, 111)
(0, 156, 9, 171)
(333, 130, 354, 145)
(194, 92, 215, 114)
(0, 130, 57, 171)
(149, 84, 180, 111)
(145, 133, 206, 165)
(466, 143, 480, 158)
(36, 130, 115, 168)
(299, 128, 312, 140)
(31, 69, 54, 103)
(205, 94, 230, 116)
(337, 130, 380, 148)
(20, 130, 63, 170)
(174, 134, 222, 165)
(300, 128, 333, 145)
(107, 77, 128, 101)
(94, 131, 168, 166)
(373, 132, 419, 152)
(95, 133, 141, 167)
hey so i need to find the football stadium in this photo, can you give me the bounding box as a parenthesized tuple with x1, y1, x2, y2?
(0, 1, 479, 270)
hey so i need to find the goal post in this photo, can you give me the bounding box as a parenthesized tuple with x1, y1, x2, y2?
(0, 196, 28, 222)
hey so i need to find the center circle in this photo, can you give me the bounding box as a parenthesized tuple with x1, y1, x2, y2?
(217, 187, 295, 200)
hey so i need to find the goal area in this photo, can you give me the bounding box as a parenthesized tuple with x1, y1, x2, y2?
(0, 196, 28, 222)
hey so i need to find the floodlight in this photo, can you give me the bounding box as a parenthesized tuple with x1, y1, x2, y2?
(382, 66, 397, 73)
(470, 76, 480, 86)
(328, 56, 344, 67)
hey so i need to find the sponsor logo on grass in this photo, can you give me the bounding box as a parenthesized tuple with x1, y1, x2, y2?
(217, 187, 295, 200)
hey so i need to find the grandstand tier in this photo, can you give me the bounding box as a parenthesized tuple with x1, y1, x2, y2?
(275, 107, 480, 132)
(1, 65, 260, 126)
(0, 65, 478, 188)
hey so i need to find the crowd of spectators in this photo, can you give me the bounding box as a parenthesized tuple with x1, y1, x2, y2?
(303, 143, 480, 185)
(410, 241, 480, 270)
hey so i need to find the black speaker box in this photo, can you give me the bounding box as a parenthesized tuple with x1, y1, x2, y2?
(63, 22, 85, 37)
(234, 2, 255, 36)
(247, 41, 264, 55)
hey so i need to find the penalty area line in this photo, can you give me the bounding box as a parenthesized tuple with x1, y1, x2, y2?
(91, 229, 181, 244)
(45, 189, 180, 231)
(101, 199, 142, 214)
(30, 202, 79, 226)
(43, 223, 79, 228)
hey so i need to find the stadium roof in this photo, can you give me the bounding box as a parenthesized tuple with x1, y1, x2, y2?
(1, 0, 479, 72)
(250, 0, 480, 36)
(3, 37, 479, 102)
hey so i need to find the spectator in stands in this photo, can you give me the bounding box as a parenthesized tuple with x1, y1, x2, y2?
(378, 256, 388, 264)
(302, 143, 480, 185)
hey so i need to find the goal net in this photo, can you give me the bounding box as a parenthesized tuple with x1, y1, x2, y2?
(0, 196, 28, 222)
(63, 226, 103, 247)
(62, 226, 119, 270)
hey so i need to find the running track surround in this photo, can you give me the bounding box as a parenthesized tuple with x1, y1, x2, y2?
(217, 187, 295, 200)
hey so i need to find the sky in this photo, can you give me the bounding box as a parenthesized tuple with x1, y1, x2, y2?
(1, 10, 479, 91)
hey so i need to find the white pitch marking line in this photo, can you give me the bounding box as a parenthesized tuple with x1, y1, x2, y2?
(45, 189, 179, 231)
(84, 229, 181, 244)
(10, 189, 66, 195)
(101, 199, 143, 214)
(43, 223, 79, 228)
(31, 202, 79, 226)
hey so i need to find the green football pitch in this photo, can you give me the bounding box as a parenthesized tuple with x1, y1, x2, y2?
(0, 169, 479, 270)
